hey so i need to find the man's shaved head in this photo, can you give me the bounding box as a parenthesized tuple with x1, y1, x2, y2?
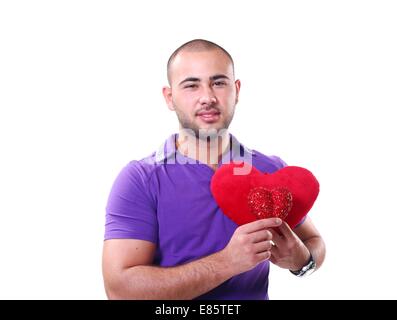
(167, 39, 234, 85)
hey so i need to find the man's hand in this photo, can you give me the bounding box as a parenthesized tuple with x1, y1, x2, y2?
(269, 221, 311, 271)
(221, 218, 282, 275)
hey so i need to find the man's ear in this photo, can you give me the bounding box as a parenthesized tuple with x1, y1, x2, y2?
(234, 80, 241, 104)
(162, 86, 175, 111)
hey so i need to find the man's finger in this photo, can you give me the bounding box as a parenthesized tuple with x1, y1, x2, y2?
(269, 228, 283, 245)
(269, 255, 276, 265)
(277, 221, 295, 240)
(256, 251, 271, 262)
(251, 230, 273, 243)
(253, 240, 273, 253)
(270, 246, 280, 260)
(239, 218, 282, 234)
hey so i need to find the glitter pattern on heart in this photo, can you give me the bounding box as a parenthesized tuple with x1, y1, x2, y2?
(247, 187, 293, 220)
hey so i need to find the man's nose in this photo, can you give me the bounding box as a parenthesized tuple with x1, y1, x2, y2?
(199, 86, 217, 105)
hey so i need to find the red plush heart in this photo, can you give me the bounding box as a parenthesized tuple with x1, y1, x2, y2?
(210, 162, 320, 228)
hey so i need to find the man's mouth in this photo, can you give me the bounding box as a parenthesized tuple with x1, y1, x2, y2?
(196, 110, 221, 123)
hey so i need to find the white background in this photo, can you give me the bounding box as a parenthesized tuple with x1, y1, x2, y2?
(1, 0, 396, 299)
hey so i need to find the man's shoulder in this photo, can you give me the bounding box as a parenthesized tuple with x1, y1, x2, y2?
(123, 152, 160, 178)
(119, 133, 178, 182)
(229, 134, 287, 173)
(251, 149, 287, 173)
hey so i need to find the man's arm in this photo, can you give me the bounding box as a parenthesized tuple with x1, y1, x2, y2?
(102, 218, 282, 300)
(269, 217, 326, 272)
(293, 217, 326, 270)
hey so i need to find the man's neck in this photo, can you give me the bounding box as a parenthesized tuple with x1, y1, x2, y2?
(176, 129, 230, 170)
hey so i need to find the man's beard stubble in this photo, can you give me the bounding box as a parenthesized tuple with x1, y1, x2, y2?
(173, 104, 236, 140)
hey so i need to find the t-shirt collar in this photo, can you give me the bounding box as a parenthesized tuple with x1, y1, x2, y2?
(155, 133, 255, 164)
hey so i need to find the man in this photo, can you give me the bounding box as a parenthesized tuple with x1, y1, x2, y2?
(102, 39, 326, 299)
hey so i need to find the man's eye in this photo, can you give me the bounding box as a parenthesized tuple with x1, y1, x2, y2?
(213, 81, 226, 86)
(184, 84, 198, 89)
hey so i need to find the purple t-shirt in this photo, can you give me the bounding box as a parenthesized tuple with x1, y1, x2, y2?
(105, 133, 288, 300)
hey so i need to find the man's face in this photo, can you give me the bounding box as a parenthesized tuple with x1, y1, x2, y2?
(163, 49, 240, 138)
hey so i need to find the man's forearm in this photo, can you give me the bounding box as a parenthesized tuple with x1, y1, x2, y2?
(304, 236, 326, 269)
(108, 250, 235, 300)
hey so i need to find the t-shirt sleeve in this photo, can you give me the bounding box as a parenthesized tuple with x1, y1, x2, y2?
(104, 161, 158, 243)
(269, 155, 288, 170)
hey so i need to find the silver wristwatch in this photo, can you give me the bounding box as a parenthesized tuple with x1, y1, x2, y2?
(290, 253, 316, 277)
